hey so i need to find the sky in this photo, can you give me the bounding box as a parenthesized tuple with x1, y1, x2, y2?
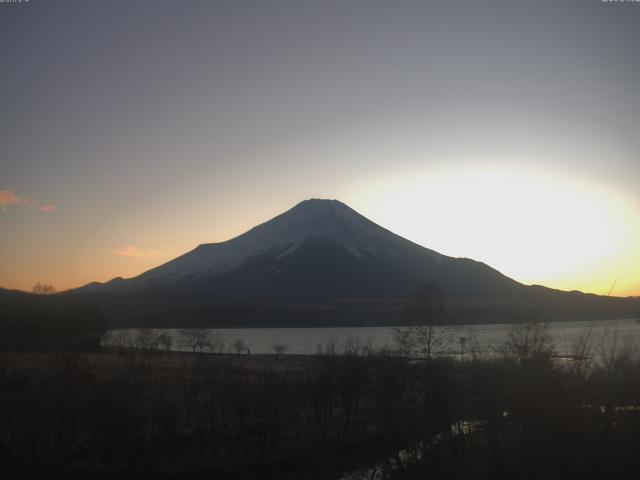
(1, 0, 639, 297)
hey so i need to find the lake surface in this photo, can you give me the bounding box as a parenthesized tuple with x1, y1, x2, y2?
(104, 318, 640, 356)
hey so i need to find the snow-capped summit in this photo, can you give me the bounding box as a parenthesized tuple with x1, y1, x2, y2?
(133, 198, 441, 285)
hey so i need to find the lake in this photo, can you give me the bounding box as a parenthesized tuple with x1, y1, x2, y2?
(104, 318, 640, 356)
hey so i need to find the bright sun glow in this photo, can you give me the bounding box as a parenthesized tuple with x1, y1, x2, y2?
(357, 167, 640, 296)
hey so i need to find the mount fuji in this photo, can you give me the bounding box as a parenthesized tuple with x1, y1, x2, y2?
(71, 199, 638, 327)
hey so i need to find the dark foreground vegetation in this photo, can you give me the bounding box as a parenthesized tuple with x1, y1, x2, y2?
(2, 328, 640, 480)
(2, 286, 640, 479)
(0, 289, 105, 351)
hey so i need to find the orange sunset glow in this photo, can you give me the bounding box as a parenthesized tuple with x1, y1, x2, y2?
(1, 1, 639, 299)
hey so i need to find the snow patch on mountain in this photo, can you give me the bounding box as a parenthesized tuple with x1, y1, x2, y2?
(133, 199, 443, 284)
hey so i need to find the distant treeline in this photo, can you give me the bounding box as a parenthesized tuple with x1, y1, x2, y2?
(0, 289, 106, 351)
(73, 285, 640, 329)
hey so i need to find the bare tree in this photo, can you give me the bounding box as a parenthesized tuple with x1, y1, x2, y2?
(32, 282, 56, 295)
(409, 284, 443, 363)
(566, 324, 595, 378)
(342, 336, 373, 357)
(158, 333, 173, 353)
(502, 320, 554, 360)
(343, 336, 362, 356)
(271, 343, 287, 359)
(232, 338, 247, 354)
(594, 327, 637, 380)
(179, 328, 212, 353)
(361, 336, 375, 357)
(392, 284, 443, 361)
(316, 335, 338, 356)
(134, 329, 160, 350)
(102, 329, 129, 349)
(463, 328, 485, 362)
(205, 333, 225, 354)
(391, 326, 416, 357)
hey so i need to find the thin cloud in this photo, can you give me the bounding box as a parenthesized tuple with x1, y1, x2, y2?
(0, 189, 56, 213)
(109, 245, 165, 258)
(0, 190, 26, 209)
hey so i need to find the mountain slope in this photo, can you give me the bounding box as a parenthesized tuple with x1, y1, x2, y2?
(81, 199, 520, 297)
(70, 199, 638, 327)
(130, 199, 446, 285)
